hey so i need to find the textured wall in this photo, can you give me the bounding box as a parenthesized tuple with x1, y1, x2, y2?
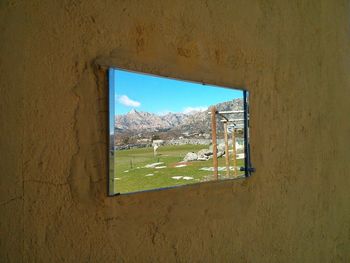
(1, 0, 350, 262)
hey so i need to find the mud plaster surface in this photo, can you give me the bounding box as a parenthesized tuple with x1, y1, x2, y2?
(1, 0, 350, 262)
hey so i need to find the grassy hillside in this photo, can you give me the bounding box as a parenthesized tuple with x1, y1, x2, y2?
(113, 144, 244, 194)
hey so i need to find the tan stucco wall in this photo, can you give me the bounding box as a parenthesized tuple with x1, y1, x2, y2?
(1, 0, 350, 262)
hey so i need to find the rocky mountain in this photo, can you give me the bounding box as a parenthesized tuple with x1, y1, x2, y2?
(115, 99, 243, 135)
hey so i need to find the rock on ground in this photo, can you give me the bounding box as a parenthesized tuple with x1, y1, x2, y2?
(197, 149, 212, 160)
(183, 152, 198, 162)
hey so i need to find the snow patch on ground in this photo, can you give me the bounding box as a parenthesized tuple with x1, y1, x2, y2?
(171, 176, 194, 180)
(145, 162, 164, 168)
(155, 166, 167, 169)
(145, 173, 154, 177)
(175, 164, 187, 168)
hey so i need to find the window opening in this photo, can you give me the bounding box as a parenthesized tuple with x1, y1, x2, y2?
(108, 68, 253, 195)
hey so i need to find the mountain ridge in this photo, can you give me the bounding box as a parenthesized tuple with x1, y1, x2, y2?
(115, 99, 244, 134)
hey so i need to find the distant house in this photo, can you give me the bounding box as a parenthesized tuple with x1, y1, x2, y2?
(152, 139, 165, 146)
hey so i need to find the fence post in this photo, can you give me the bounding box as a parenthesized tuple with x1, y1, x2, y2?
(211, 107, 218, 180)
(223, 121, 230, 177)
(232, 129, 238, 177)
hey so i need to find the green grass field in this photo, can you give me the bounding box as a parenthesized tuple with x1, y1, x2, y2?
(112, 144, 245, 194)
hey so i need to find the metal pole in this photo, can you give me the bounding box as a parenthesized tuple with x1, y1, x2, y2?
(223, 121, 230, 177)
(232, 129, 238, 177)
(211, 107, 218, 180)
(243, 90, 249, 177)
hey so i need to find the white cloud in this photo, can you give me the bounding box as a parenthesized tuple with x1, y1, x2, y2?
(117, 95, 141, 107)
(182, 106, 208, 114)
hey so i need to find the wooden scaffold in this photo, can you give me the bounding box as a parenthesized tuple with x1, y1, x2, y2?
(209, 108, 244, 179)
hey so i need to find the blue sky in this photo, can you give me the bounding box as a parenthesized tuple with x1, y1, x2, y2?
(110, 68, 242, 116)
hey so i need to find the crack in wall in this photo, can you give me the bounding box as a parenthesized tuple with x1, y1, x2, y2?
(65, 62, 108, 205)
(0, 196, 23, 207)
(66, 70, 82, 205)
